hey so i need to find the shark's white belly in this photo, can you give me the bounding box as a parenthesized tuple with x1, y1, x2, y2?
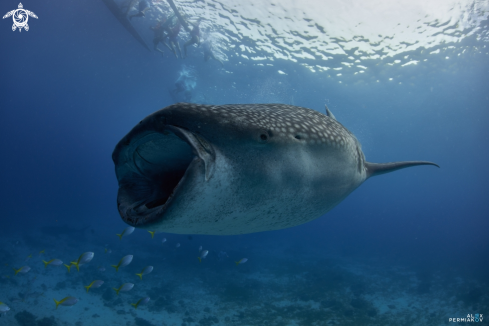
(158, 144, 365, 235)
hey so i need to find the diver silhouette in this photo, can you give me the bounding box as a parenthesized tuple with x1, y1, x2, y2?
(169, 65, 196, 102)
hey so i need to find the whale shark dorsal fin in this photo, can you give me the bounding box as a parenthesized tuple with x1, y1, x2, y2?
(324, 104, 336, 120)
(365, 161, 439, 178)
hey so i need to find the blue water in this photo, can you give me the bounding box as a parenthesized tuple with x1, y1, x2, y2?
(1, 0, 488, 325)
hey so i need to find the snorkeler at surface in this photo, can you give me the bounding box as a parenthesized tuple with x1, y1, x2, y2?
(166, 0, 200, 59)
(151, 19, 172, 54)
(183, 18, 203, 58)
(167, 21, 183, 58)
(129, 0, 151, 20)
(202, 38, 223, 67)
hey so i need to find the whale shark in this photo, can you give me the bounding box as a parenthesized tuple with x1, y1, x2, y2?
(112, 103, 438, 235)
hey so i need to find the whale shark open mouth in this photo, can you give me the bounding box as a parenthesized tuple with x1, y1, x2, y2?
(115, 125, 215, 227)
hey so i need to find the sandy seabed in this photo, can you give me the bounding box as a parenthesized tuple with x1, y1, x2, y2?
(0, 228, 486, 326)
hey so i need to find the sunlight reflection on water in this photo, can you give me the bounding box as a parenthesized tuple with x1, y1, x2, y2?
(126, 0, 489, 79)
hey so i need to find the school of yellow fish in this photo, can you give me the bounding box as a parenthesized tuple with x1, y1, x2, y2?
(1, 226, 248, 315)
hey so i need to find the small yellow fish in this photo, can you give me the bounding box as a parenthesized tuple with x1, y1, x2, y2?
(0, 301, 11, 314)
(42, 259, 63, 268)
(111, 255, 133, 272)
(131, 297, 150, 309)
(53, 296, 78, 309)
(13, 266, 31, 275)
(69, 261, 80, 272)
(198, 250, 209, 263)
(70, 252, 94, 272)
(116, 226, 135, 240)
(84, 280, 104, 293)
(135, 266, 153, 280)
(39, 250, 45, 255)
(112, 283, 134, 295)
(235, 258, 248, 266)
(64, 264, 73, 273)
(148, 231, 155, 239)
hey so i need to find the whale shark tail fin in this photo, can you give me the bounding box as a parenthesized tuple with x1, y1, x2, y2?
(366, 161, 439, 178)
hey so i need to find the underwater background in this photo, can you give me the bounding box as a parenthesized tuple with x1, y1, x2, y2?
(1, 0, 488, 325)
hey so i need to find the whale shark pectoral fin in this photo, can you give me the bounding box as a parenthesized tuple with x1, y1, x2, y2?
(365, 161, 439, 178)
(324, 104, 336, 120)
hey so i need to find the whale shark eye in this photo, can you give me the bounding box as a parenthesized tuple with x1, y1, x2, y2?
(257, 130, 271, 143)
